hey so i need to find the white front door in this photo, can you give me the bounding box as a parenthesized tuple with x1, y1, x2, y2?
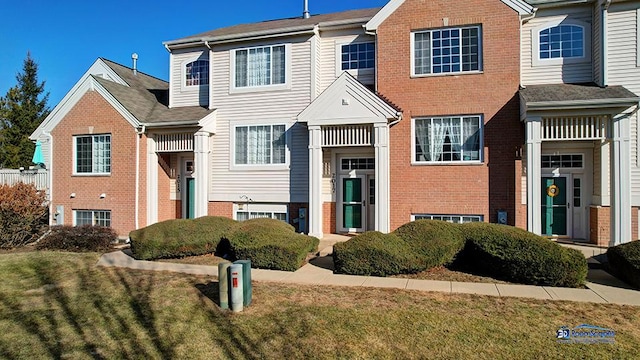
(571, 175, 586, 240)
(367, 176, 375, 231)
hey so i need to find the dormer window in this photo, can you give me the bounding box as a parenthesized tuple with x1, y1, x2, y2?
(539, 25, 584, 59)
(185, 59, 209, 86)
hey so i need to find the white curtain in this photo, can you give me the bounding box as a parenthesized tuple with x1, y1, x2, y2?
(272, 125, 286, 164)
(248, 48, 270, 86)
(462, 117, 480, 160)
(446, 117, 462, 160)
(248, 126, 271, 164)
(415, 119, 430, 161)
(93, 136, 110, 173)
(272, 46, 285, 84)
(235, 127, 248, 164)
(235, 50, 248, 87)
(430, 119, 446, 161)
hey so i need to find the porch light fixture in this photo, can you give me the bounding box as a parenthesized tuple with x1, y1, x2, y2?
(99, 193, 106, 199)
(70, 193, 76, 198)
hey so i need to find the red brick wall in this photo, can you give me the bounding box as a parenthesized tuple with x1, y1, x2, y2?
(323, 202, 336, 234)
(590, 206, 610, 246)
(376, 0, 523, 230)
(208, 201, 233, 217)
(51, 90, 141, 236)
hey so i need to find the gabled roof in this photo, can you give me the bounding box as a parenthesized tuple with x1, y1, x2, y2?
(31, 58, 214, 140)
(165, 8, 381, 48)
(365, 0, 535, 32)
(519, 83, 639, 112)
(298, 72, 401, 126)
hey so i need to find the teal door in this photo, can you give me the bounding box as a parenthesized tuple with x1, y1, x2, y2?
(541, 177, 567, 236)
(186, 178, 195, 219)
(343, 178, 363, 230)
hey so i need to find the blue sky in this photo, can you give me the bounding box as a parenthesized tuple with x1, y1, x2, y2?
(0, 0, 388, 107)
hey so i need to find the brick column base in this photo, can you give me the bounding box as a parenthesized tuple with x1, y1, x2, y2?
(590, 206, 610, 246)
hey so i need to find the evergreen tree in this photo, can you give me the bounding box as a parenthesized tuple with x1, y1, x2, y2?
(0, 52, 50, 168)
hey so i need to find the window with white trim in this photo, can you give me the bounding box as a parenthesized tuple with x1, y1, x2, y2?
(235, 124, 286, 165)
(413, 26, 481, 75)
(235, 45, 286, 87)
(539, 25, 584, 59)
(236, 211, 288, 222)
(341, 42, 375, 70)
(541, 154, 583, 168)
(412, 214, 483, 223)
(74, 134, 111, 174)
(74, 210, 111, 227)
(185, 59, 209, 86)
(414, 116, 482, 163)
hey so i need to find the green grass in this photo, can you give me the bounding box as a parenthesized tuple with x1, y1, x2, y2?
(1, 251, 639, 359)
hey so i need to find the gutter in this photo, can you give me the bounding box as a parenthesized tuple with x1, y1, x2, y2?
(601, 0, 612, 86)
(43, 131, 54, 226)
(134, 125, 146, 230)
(142, 120, 202, 128)
(525, 97, 640, 110)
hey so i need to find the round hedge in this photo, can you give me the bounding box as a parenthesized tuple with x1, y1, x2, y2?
(607, 240, 640, 289)
(460, 222, 587, 287)
(393, 220, 465, 269)
(333, 231, 422, 276)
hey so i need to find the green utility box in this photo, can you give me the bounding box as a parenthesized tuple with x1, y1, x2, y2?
(234, 260, 252, 306)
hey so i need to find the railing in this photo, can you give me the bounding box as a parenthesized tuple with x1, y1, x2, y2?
(0, 169, 49, 191)
(542, 116, 609, 141)
(322, 125, 373, 147)
(155, 133, 194, 152)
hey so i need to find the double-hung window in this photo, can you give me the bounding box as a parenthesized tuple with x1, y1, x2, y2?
(185, 59, 209, 86)
(74, 210, 111, 227)
(341, 42, 375, 70)
(413, 26, 481, 75)
(235, 124, 286, 165)
(74, 134, 111, 174)
(235, 45, 286, 88)
(414, 116, 482, 163)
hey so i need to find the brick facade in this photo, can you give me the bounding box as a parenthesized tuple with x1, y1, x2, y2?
(323, 202, 336, 234)
(591, 206, 640, 246)
(376, 0, 523, 230)
(51, 90, 146, 236)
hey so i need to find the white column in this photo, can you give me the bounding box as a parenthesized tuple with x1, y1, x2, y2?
(194, 131, 211, 218)
(308, 125, 323, 238)
(146, 135, 158, 226)
(526, 117, 542, 235)
(610, 115, 631, 245)
(374, 123, 390, 233)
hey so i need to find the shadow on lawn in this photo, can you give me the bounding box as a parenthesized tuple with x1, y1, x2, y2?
(0, 255, 267, 359)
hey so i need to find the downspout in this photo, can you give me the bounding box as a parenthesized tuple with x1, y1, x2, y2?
(602, 0, 612, 87)
(135, 125, 146, 230)
(43, 131, 54, 226)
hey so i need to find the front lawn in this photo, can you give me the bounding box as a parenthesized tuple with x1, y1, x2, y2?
(1, 251, 639, 359)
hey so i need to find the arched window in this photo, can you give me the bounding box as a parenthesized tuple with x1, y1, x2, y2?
(539, 25, 584, 59)
(185, 60, 209, 86)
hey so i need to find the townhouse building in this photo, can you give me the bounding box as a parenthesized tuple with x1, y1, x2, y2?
(31, 0, 640, 246)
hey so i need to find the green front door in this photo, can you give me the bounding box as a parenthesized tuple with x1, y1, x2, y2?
(541, 177, 567, 236)
(343, 178, 363, 230)
(186, 178, 195, 219)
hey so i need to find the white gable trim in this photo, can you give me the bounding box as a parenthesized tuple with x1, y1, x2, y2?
(298, 72, 400, 126)
(365, 0, 534, 32)
(30, 58, 131, 140)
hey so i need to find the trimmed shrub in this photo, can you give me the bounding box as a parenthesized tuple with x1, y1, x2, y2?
(393, 220, 465, 269)
(228, 218, 319, 271)
(36, 225, 116, 252)
(460, 222, 587, 287)
(333, 231, 422, 276)
(607, 241, 640, 289)
(129, 216, 237, 260)
(0, 182, 48, 248)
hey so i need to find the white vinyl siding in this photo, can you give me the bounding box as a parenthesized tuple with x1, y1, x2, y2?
(318, 29, 375, 93)
(521, 6, 593, 85)
(210, 38, 311, 203)
(169, 48, 209, 107)
(592, 3, 602, 85)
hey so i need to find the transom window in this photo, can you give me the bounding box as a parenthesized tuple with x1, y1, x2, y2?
(185, 60, 209, 86)
(74, 134, 111, 174)
(541, 154, 583, 168)
(235, 45, 286, 87)
(341, 158, 375, 171)
(235, 124, 286, 165)
(413, 26, 481, 75)
(539, 25, 584, 59)
(412, 214, 483, 223)
(74, 210, 111, 227)
(341, 42, 375, 70)
(414, 116, 482, 163)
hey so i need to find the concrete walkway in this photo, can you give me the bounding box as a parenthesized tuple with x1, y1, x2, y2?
(97, 238, 640, 307)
